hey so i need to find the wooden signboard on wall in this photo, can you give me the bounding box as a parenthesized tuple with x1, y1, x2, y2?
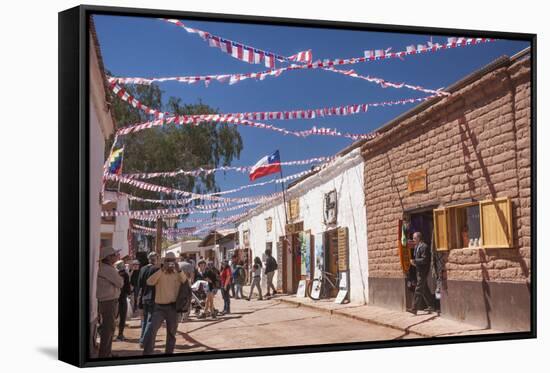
(407, 169, 427, 193)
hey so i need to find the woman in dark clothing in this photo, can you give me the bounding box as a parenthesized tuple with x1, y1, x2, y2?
(115, 261, 131, 341)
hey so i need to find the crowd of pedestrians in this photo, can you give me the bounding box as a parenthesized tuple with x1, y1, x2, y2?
(95, 247, 278, 357)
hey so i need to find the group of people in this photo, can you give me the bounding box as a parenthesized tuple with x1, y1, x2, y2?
(95, 246, 279, 358)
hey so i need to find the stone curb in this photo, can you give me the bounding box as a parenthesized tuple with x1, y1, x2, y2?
(277, 297, 432, 338)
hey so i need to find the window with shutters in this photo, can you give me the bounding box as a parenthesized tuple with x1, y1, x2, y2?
(479, 198, 513, 248)
(433, 197, 513, 250)
(433, 208, 449, 251)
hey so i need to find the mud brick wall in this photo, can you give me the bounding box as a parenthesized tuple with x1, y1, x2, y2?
(362, 56, 531, 285)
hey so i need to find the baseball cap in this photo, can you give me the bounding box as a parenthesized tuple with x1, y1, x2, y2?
(165, 252, 176, 260)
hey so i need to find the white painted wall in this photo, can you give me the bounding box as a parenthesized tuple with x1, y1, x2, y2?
(89, 103, 104, 324)
(113, 193, 129, 258)
(237, 203, 286, 287)
(237, 148, 368, 304)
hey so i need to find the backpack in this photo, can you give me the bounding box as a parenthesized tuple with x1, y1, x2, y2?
(237, 267, 246, 283)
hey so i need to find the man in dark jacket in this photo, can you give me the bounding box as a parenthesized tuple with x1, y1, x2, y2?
(264, 249, 278, 297)
(138, 252, 159, 347)
(407, 232, 434, 315)
(115, 260, 131, 341)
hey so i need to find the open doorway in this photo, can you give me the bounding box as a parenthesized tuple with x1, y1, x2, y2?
(405, 209, 438, 311)
(324, 229, 339, 298)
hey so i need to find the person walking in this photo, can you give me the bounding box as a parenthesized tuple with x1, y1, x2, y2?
(142, 252, 189, 355)
(96, 247, 123, 358)
(115, 260, 131, 341)
(229, 255, 237, 298)
(220, 261, 232, 314)
(204, 261, 221, 319)
(407, 232, 435, 315)
(137, 252, 159, 347)
(247, 257, 263, 301)
(129, 260, 140, 313)
(233, 260, 246, 299)
(264, 249, 278, 297)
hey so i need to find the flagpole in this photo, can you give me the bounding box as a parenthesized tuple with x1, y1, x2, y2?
(117, 147, 124, 193)
(279, 164, 288, 228)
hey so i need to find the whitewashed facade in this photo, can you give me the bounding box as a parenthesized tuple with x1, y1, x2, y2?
(89, 25, 116, 350)
(236, 148, 369, 304)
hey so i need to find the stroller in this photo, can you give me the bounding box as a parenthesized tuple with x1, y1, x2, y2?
(190, 280, 208, 316)
(185, 280, 219, 319)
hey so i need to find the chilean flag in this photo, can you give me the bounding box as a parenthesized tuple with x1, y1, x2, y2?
(249, 150, 282, 181)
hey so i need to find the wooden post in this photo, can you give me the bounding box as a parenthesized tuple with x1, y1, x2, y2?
(155, 216, 163, 257)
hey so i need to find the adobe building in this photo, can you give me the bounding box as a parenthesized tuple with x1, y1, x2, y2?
(361, 48, 531, 332)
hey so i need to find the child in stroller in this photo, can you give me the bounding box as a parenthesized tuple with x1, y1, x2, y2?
(183, 280, 219, 320)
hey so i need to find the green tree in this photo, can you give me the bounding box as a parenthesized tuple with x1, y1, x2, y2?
(106, 80, 243, 228)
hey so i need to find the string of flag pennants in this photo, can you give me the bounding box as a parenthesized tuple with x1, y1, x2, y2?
(104, 202, 253, 218)
(115, 114, 379, 141)
(110, 79, 437, 122)
(106, 167, 314, 203)
(324, 67, 449, 96)
(162, 18, 312, 68)
(108, 37, 494, 88)
(133, 224, 198, 234)
(132, 212, 253, 223)
(103, 19, 497, 224)
(122, 156, 333, 179)
(125, 191, 283, 205)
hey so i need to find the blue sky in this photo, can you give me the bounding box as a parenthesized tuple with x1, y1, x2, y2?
(93, 15, 529, 229)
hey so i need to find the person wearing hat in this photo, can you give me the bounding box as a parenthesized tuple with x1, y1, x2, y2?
(142, 252, 189, 355)
(96, 247, 123, 358)
(115, 260, 131, 341)
(137, 252, 159, 347)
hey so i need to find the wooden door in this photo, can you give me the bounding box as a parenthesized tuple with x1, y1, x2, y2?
(285, 236, 294, 293)
(293, 233, 301, 293)
(277, 239, 285, 291)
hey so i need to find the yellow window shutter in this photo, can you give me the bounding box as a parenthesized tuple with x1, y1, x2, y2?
(433, 208, 449, 251)
(337, 227, 349, 271)
(480, 197, 513, 248)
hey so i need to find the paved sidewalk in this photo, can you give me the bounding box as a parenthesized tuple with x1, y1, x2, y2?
(276, 295, 504, 338)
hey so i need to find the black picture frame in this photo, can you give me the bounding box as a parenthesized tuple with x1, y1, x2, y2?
(58, 4, 536, 368)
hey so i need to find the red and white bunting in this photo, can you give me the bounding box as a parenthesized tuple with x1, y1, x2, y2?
(103, 201, 255, 218)
(163, 18, 310, 69)
(107, 168, 315, 202)
(110, 80, 436, 124)
(323, 67, 449, 96)
(108, 37, 495, 87)
(133, 224, 198, 233)
(125, 191, 283, 205)
(122, 155, 334, 179)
